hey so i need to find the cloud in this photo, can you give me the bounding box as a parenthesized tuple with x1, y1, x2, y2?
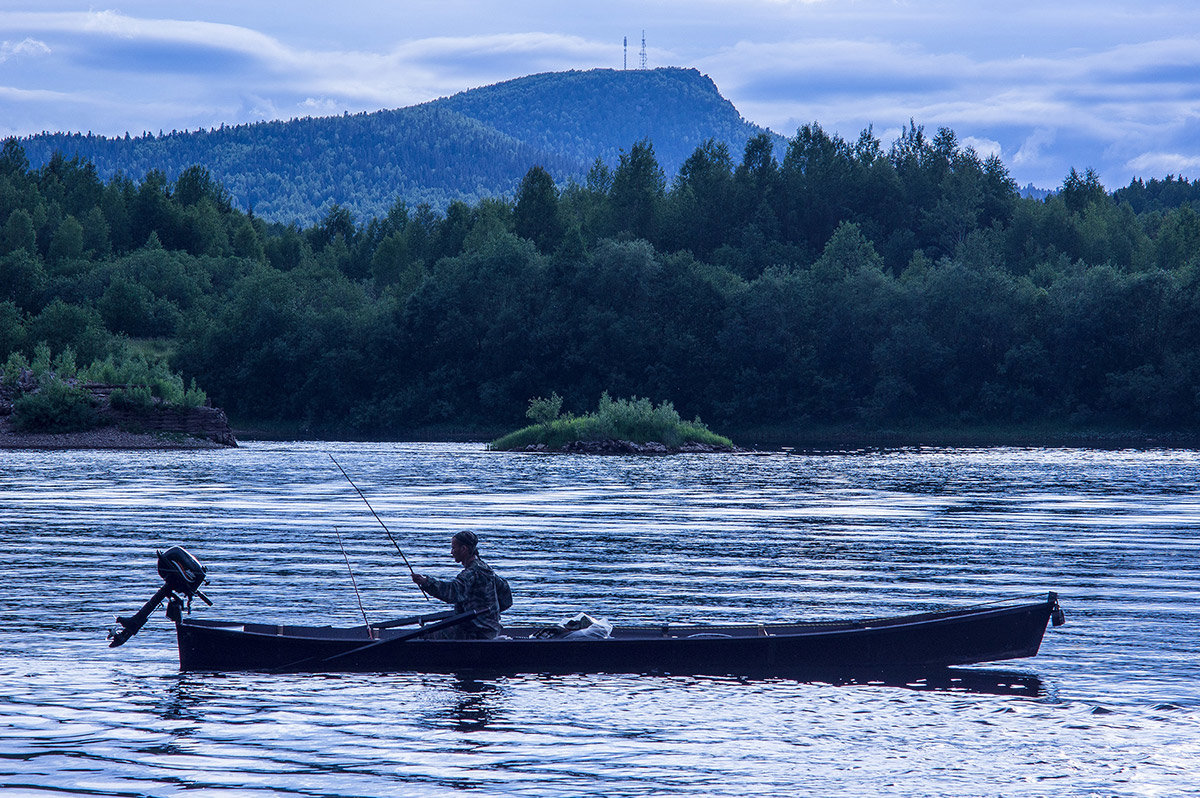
(0, 10, 291, 62)
(705, 35, 1200, 135)
(1125, 151, 1200, 176)
(72, 37, 264, 76)
(1012, 129, 1056, 167)
(299, 97, 342, 116)
(0, 37, 51, 62)
(962, 137, 1002, 159)
(1, 11, 622, 114)
(364, 33, 616, 97)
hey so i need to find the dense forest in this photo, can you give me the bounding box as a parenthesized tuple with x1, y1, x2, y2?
(17, 68, 781, 225)
(3, 121, 1200, 440)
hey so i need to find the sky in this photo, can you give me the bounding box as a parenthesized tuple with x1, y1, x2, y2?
(2, 1, 1199, 190)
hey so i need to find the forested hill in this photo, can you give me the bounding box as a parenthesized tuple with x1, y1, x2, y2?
(17, 68, 780, 225)
(429, 68, 780, 180)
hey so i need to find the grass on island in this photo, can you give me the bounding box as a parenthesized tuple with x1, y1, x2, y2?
(489, 393, 735, 451)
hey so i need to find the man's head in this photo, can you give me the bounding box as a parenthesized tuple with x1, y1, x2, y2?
(451, 530, 478, 563)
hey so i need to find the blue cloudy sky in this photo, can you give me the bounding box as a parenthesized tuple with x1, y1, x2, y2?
(2, 1, 1199, 190)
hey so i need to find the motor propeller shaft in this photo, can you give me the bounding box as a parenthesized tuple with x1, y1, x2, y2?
(108, 584, 173, 647)
(107, 546, 211, 648)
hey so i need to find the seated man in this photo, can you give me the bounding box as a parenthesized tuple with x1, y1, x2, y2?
(411, 530, 504, 639)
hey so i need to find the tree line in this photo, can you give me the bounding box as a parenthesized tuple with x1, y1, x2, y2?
(3, 123, 1200, 437)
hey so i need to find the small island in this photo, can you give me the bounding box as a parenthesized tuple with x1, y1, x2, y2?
(489, 393, 740, 454)
(0, 345, 236, 449)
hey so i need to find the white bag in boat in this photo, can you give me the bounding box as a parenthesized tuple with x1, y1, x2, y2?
(561, 613, 613, 639)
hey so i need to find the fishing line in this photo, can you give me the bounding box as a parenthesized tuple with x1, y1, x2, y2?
(334, 526, 374, 638)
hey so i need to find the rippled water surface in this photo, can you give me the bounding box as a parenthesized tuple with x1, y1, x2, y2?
(2, 442, 1198, 797)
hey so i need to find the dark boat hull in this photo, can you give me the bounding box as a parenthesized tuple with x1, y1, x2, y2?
(175, 594, 1061, 676)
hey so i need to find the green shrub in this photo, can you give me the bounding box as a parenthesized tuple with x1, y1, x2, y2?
(109, 384, 155, 410)
(526, 392, 563, 425)
(52, 346, 78, 379)
(30, 341, 52, 380)
(80, 347, 195, 406)
(2, 351, 30, 387)
(491, 392, 734, 451)
(181, 378, 207, 408)
(11, 379, 101, 433)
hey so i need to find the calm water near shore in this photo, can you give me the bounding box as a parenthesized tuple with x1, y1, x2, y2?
(1, 442, 1198, 797)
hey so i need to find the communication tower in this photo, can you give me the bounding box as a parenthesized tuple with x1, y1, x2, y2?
(640, 31, 647, 69)
(624, 36, 627, 70)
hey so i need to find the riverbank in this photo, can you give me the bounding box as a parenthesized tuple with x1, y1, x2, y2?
(227, 419, 1200, 451)
(21, 415, 1182, 452)
(724, 422, 1200, 451)
(0, 418, 229, 450)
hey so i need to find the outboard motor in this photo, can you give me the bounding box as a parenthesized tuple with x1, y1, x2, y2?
(108, 546, 212, 648)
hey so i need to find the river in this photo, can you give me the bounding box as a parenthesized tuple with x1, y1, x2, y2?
(1, 442, 1197, 797)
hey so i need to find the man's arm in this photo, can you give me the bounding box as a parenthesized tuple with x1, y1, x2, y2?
(413, 571, 467, 603)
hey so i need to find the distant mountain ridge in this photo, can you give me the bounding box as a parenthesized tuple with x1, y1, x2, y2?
(428, 68, 780, 179)
(17, 67, 783, 225)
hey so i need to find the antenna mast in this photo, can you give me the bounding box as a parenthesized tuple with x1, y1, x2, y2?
(640, 31, 647, 69)
(624, 36, 627, 70)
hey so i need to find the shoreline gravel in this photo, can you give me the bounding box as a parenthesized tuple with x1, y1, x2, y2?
(0, 419, 227, 450)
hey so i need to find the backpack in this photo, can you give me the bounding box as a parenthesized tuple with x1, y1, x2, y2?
(494, 574, 513, 612)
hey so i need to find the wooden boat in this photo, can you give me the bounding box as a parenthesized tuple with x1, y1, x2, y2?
(175, 596, 1064, 675)
(112, 547, 1066, 676)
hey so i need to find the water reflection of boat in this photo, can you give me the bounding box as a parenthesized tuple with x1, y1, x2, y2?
(111, 547, 1066, 677)
(814, 667, 1046, 697)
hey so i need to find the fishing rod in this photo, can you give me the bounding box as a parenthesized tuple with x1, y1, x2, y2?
(334, 526, 374, 639)
(328, 453, 429, 600)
